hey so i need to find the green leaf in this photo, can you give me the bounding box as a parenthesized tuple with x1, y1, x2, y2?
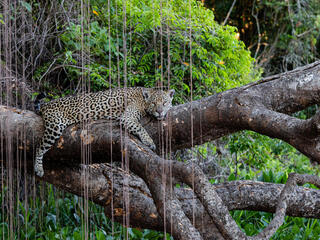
(95, 230, 106, 240)
(20, 1, 32, 12)
(73, 231, 81, 240)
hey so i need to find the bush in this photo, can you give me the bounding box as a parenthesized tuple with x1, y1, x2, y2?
(43, 0, 256, 102)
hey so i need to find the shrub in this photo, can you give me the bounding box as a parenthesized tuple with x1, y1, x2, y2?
(51, 0, 256, 102)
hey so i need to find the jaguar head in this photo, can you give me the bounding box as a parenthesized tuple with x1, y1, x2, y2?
(143, 88, 175, 120)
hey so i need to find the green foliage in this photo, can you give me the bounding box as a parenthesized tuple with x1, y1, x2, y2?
(294, 105, 318, 120)
(207, 0, 320, 74)
(231, 210, 320, 239)
(258, 0, 320, 71)
(0, 184, 170, 239)
(228, 131, 320, 180)
(224, 130, 320, 239)
(40, 0, 256, 101)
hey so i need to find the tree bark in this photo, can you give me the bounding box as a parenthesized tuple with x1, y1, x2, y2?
(42, 164, 320, 240)
(1, 61, 320, 239)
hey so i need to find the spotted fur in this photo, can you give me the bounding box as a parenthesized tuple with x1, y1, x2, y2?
(34, 87, 175, 177)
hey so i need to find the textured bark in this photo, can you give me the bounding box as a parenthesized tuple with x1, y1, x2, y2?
(40, 164, 320, 240)
(1, 61, 320, 239)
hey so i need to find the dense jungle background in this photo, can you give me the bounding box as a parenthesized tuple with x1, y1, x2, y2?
(1, 0, 320, 239)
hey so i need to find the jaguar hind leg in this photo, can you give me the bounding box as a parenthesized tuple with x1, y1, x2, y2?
(35, 123, 66, 177)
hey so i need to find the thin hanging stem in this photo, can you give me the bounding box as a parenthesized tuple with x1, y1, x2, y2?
(165, 0, 173, 236)
(107, 0, 115, 235)
(188, 0, 196, 226)
(122, 0, 130, 235)
(159, 0, 168, 237)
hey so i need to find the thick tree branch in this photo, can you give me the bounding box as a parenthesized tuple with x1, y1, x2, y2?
(2, 62, 319, 163)
(1, 61, 320, 239)
(41, 163, 320, 240)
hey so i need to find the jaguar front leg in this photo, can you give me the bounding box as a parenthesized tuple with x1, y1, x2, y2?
(120, 105, 156, 151)
(35, 122, 66, 177)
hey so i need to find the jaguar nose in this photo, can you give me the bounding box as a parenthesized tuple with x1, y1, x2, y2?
(156, 106, 163, 115)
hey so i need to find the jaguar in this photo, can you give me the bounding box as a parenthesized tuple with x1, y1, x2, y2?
(34, 87, 175, 177)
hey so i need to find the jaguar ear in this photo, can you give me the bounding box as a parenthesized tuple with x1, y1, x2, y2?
(142, 89, 151, 100)
(168, 89, 175, 98)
